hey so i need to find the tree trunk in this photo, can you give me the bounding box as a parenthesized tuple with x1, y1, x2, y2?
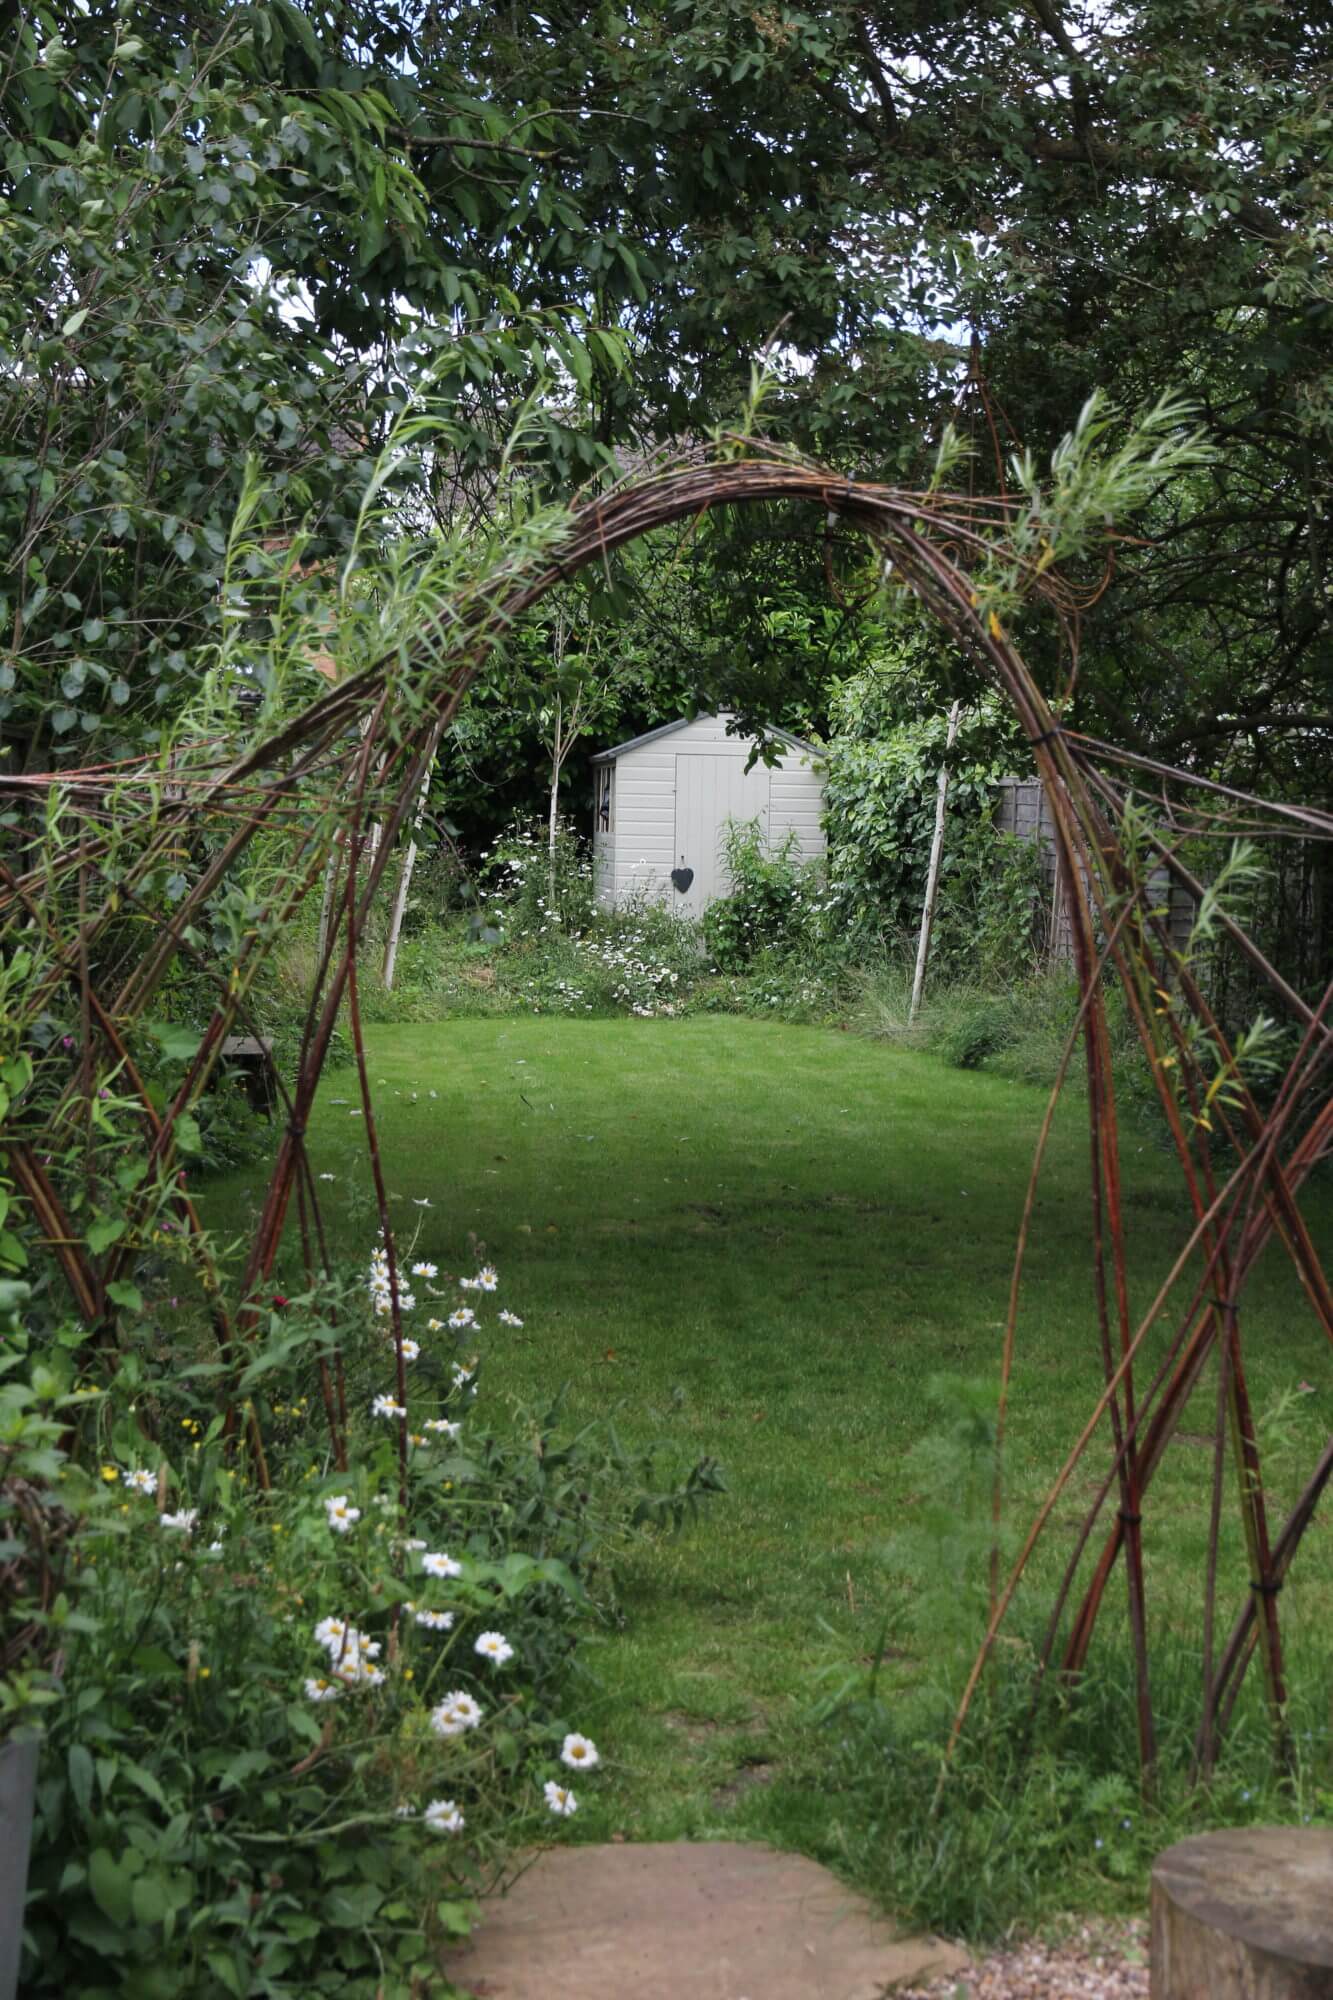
(1152, 1828, 1333, 1998)
(548, 693, 562, 910)
(909, 700, 963, 1024)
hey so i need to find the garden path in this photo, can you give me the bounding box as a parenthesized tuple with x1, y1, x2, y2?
(442, 1841, 967, 1998)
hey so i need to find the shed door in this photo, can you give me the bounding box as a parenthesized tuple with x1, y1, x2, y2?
(673, 753, 771, 920)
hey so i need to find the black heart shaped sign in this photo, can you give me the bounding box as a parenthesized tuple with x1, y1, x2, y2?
(671, 866, 694, 893)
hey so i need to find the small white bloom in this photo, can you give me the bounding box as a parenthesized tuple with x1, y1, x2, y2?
(318, 1172, 336, 1181)
(372, 1394, 406, 1419)
(159, 1509, 198, 1532)
(305, 1676, 342, 1703)
(458, 1276, 479, 1292)
(315, 1616, 350, 1651)
(498, 1310, 523, 1328)
(560, 1732, 599, 1771)
(412, 1261, 438, 1278)
(412, 1198, 433, 1208)
(475, 1631, 514, 1666)
(124, 1468, 157, 1495)
(544, 1780, 577, 1818)
(424, 1417, 461, 1439)
(475, 1266, 498, 1292)
(430, 1692, 483, 1736)
(424, 1798, 465, 1834)
(398, 1338, 420, 1361)
(415, 1608, 455, 1631)
(448, 1307, 475, 1330)
(404, 1537, 427, 1551)
(421, 1551, 461, 1580)
(207, 1540, 224, 1554)
(426, 1317, 445, 1331)
(394, 1804, 415, 1819)
(452, 1363, 475, 1389)
(325, 1495, 361, 1534)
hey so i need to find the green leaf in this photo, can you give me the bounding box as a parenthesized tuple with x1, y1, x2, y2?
(86, 1214, 127, 1255)
(204, 1950, 245, 1997)
(130, 1872, 171, 1928)
(323, 1881, 384, 1927)
(145, 1021, 200, 1065)
(68, 1743, 94, 1816)
(0, 1230, 29, 1271)
(106, 1280, 144, 1312)
(61, 306, 89, 336)
(218, 1748, 271, 1793)
(88, 1847, 133, 1926)
(173, 1113, 202, 1157)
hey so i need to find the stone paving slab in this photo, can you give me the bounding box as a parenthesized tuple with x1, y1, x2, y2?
(443, 1840, 968, 1999)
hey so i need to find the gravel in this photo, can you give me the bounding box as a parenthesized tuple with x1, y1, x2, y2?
(892, 1919, 1149, 1999)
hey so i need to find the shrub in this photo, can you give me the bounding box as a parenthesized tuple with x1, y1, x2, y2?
(15, 1252, 722, 1999)
(701, 818, 825, 973)
(937, 993, 1020, 1070)
(480, 819, 596, 942)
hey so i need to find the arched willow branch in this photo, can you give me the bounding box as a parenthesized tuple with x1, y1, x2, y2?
(2, 442, 1329, 1784)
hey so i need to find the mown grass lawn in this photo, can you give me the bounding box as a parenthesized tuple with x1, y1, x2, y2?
(209, 1016, 1333, 1916)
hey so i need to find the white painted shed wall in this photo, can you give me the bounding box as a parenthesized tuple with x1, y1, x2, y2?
(592, 713, 825, 915)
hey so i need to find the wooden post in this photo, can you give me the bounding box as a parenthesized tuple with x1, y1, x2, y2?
(909, 700, 963, 1025)
(1151, 1827, 1333, 1997)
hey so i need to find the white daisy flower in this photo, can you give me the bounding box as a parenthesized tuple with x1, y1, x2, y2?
(404, 1537, 427, 1551)
(124, 1468, 157, 1494)
(314, 1616, 350, 1651)
(397, 1338, 420, 1361)
(475, 1266, 498, 1292)
(412, 1261, 438, 1278)
(475, 1631, 514, 1666)
(336, 1656, 385, 1689)
(424, 1798, 465, 1835)
(498, 1310, 523, 1328)
(452, 1363, 475, 1389)
(325, 1496, 361, 1534)
(159, 1509, 198, 1532)
(305, 1677, 343, 1702)
(394, 1804, 416, 1819)
(399, 1290, 417, 1312)
(415, 1608, 455, 1631)
(372, 1394, 406, 1419)
(448, 1307, 475, 1330)
(560, 1732, 599, 1771)
(458, 1276, 479, 1292)
(544, 1780, 578, 1817)
(430, 1692, 483, 1737)
(421, 1551, 461, 1580)
(426, 1317, 445, 1331)
(424, 1417, 461, 1439)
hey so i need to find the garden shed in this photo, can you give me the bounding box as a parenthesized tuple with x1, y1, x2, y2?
(591, 712, 826, 919)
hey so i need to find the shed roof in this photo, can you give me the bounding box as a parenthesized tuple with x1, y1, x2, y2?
(590, 714, 822, 765)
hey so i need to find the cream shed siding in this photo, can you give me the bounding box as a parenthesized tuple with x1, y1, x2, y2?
(592, 713, 825, 914)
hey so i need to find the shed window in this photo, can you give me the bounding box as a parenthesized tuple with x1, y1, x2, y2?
(596, 763, 614, 833)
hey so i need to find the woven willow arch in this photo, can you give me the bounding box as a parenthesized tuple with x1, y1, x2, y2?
(4, 447, 1330, 1778)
